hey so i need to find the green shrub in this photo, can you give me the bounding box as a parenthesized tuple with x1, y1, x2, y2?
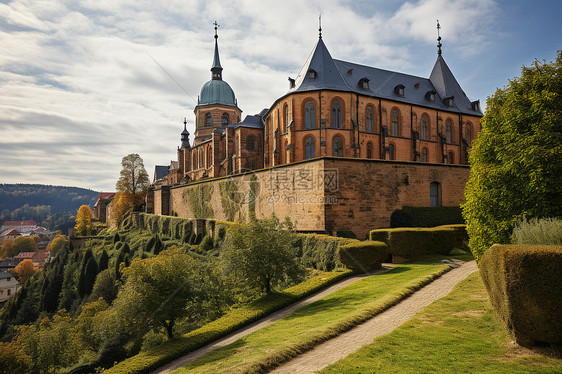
(369, 227, 460, 261)
(390, 206, 464, 228)
(511, 217, 562, 245)
(293, 234, 354, 271)
(338, 241, 387, 271)
(200, 235, 214, 251)
(480, 244, 562, 346)
(335, 230, 357, 239)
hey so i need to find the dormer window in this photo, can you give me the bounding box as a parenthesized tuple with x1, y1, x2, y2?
(308, 69, 317, 79)
(425, 90, 436, 102)
(359, 77, 370, 90)
(444, 96, 455, 108)
(471, 100, 480, 112)
(288, 77, 295, 89)
(394, 84, 405, 97)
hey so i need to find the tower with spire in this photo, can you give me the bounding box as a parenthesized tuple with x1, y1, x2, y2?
(193, 21, 242, 145)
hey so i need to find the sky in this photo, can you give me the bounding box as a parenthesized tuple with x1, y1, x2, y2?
(0, 0, 560, 192)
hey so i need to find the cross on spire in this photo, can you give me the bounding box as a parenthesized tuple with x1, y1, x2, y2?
(437, 20, 442, 56)
(214, 20, 219, 39)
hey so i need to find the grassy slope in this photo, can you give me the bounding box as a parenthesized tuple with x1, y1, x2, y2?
(321, 272, 562, 374)
(175, 258, 452, 374)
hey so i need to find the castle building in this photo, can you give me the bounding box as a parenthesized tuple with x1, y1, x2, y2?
(149, 21, 482, 238)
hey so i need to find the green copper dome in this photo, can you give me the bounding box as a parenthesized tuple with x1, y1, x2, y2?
(199, 79, 237, 106)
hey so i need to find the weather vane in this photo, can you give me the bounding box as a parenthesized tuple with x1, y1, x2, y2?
(437, 20, 442, 55)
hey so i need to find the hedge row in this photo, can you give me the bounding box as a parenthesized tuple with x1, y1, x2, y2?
(293, 234, 356, 271)
(480, 244, 562, 346)
(338, 240, 388, 271)
(369, 225, 466, 262)
(103, 269, 352, 374)
(390, 206, 464, 228)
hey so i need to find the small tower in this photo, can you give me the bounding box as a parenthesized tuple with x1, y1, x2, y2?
(180, 117, 190, 149)
(193, 21, 242, 145)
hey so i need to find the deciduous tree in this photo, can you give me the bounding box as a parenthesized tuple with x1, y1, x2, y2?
(46, 234, 69, 257)
(14, 259, 36, 284)
(463, 51, 562, 260)
(116, 153, 149, 204)
(74, 205, 93, 236)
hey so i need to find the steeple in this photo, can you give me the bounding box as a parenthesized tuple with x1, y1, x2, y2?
(181, 117, 190, 148)
(211, 21, 223, 80)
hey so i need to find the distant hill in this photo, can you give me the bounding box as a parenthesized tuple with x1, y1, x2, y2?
(0, 184, 100, 232)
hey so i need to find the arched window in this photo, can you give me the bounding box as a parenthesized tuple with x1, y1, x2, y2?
(304, 100, 316, 129)
(221, 113, 229, 126)
(366, 142, 373, 159)
(247, 135, 256, 151)
(391, 108, 399, 136)
(282, 140, 288, 164)
(421, 148, 428, 162)
(388, 143, 395, 160)
(366, 106, 374, 133)
(284, 104, 289, 132)
(332, 135, 343, 157)
(207, 145, 212, 167)
(205, 113, 212, 126)
(331, 99, 342, 129)
(421, 114, 429, 140)
(448, 151, 454, 164)
(304, 136, 315, 159)
(465, 123, 472, 144)
(446, 119, 453, 144)
(430, 182, 441, 207)
(198, 148, 203, 168)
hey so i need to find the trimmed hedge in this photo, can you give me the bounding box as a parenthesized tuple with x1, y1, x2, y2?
(369, 226, 462, 261)
(137, 214, 194, 241)
(338, 241, 388, 271)
(103, 270, 352, 374)
(390, 206, 464, 228)
(293, 234, 356, 271)
(479, 244, 562, 347)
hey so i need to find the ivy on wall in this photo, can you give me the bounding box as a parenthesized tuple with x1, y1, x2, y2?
(219, 179, 242, 221)
(183, 184, 214, 219)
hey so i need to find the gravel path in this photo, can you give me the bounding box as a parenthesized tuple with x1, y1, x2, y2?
(152, 267, 392, 374)
(269, 260, 478, 374)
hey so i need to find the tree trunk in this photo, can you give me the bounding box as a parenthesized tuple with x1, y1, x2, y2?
(165, 319, 174, 339)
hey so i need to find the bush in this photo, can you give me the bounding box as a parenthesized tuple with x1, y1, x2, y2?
(511, 217, 562, 245)
(338, 241, 387, 271)
(293, 234, 354, 271)
(479, 244, 562, 346)
(369, 227, 461, 261)
(200, 235, 214, 251)
(390, 206, 464, 228)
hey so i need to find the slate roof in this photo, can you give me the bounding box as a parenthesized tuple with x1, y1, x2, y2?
(227, 115, 263, 129)
(154, 165, 170, 181)
(0, 271, 14, 280)
(287, 38, 482, 117)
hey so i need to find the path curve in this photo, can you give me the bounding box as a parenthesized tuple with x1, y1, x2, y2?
(152, 267, 392, 374)
(269, 260, 478, 374)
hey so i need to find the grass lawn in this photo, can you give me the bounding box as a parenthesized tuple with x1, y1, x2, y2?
(174, 257, 454, 373)
(320, 271, 562, 374)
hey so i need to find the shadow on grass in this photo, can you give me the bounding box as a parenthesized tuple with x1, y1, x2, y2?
(182, 337, 248, 370)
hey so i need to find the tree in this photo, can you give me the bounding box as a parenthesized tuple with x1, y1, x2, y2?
(113, 247, 202, 339)
(0, 239, 16, 258)
(221, 216, 304, 294)
(110, 192, 135, 226)
(462, 51, 562, 261)
(74, 205, 93, 236)
(46, 234, 69, 257)
(14, 259, 36, 284)
(116, 153, 149, 203)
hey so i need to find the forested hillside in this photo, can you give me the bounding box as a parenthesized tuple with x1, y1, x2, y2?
(0, 184, 99, 232)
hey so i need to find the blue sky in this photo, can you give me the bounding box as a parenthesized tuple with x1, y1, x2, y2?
(0, 0, 560, 192)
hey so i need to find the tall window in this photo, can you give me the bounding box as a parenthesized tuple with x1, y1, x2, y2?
(421, 114, 429, 140)
(391, 108, 399, 136)
(421, 148, 428, 162)
(448, 151, 454, 164)
(205, 113, 212, 126)
(332, 135, 343, 157)
(304, 100, 316, 129)
(430, 182, 441, 207)
(304, 136, 315, 159)
(366, 142, 373, 159)
(207, 145, 212, 167)
(284, 104, 289, 132)
(366, 106, 374, 133)
(465, 123, 472, 144)
(247, 135, 256, 151)
(446, 119, 453, 144)
(331, 99, 342, 129)
(282, 140, 287, 163)
(388, 143, 395, 160)
(221, 113, 229, 126)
